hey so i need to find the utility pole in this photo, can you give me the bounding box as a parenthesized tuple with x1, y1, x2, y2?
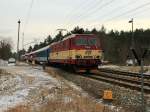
(129, 18, 135, 65)
(22, 33, 24, 50)
(129, 18, 134, 48)
(17, 20, 21, 61)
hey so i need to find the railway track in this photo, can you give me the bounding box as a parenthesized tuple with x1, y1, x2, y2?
(99, 68, 150, 79)
(81, 69, 150, 94)
(46, 65, 150, 93)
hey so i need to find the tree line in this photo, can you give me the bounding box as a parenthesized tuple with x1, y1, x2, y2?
(0, 38, 12, 60)
(25, 26, 150, 65)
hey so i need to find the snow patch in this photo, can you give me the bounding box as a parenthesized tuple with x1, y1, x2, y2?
(0, 66, 61, 111)
(98, 65, 119, 69)
(63, 96, 72, 103)
(146, 71, 150, 75)
(0, 89, 29, 111)
(0, 59, 8, 66)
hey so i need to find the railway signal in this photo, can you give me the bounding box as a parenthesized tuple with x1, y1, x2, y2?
(131, 48, 149, 112)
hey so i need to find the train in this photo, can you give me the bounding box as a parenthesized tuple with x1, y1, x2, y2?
(22, 34, 103, 72)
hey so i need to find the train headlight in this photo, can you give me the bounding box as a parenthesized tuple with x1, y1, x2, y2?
(96, 56, 100, 59)
(75, 55, 82, 59)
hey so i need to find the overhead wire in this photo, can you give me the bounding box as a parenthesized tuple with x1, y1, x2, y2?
(62, 0, 97, 30)
(84, 1, 150, 28)
(22, 0, 34, 49)
(68, 0, 115, 27)
(116, 5, 150, 21)
(103, 1, 150, 23)
(65, 0, 103, 28)
(64, 0, 93, 21)
(131, 6, 150, 19)
(83, 0, 139, 24)
(54, 0, 91, 34)
(23, 0, 34, 33)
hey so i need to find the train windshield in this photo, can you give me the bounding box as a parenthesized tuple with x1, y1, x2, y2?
(88, 38, 97, 45)
(75, 38, 88, 45)
(75, 38, 97, 46)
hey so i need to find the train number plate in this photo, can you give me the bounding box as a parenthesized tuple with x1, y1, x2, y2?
(85, 50, 92, 55)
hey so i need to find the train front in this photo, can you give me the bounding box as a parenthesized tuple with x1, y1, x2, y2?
(71, 34, 103, 70)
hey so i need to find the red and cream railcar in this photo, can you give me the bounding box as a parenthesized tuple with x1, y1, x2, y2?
(49, 34, 103, 70)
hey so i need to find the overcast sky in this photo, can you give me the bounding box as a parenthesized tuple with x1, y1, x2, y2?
(0, 0, 150, 51)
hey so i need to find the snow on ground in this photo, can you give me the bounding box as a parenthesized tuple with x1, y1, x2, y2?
(0, 59, 8, 66)
(0, 65, 61, 111)
(146, 69, 150, 75)
(99, 64, 150, 74)
(0, 65, 100, 112)
(98, 65, 119, 69)
(0, 89, 29, 110)
(0, 64, 128, 112)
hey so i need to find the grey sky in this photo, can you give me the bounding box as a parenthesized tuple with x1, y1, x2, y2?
(0, 0, 150, 51)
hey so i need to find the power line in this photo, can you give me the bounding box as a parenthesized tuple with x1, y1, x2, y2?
(65, 0, 103, 27)
(64, 0, 92, 21)
(68, 0, 115, 27)
(83, 0, 139, 24)
(103, 1, 150, 23)
(62, 0, 95, 30)
(86, 1, 150, 28)
(23, 0, 34, 33)
(22, 0, 34, 50)
(123, 5, 150, 19)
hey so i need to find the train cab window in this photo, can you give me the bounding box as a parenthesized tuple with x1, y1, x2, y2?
(88, 38, 97, 46)
(63, 42, 65, 50)
(65, 41, 68, 49)
(61, 42, 64, 50)
(75, 38, 87, 45)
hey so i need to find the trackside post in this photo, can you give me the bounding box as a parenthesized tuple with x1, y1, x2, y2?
(131, 48, 149, 112)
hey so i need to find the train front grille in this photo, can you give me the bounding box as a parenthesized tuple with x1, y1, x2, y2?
(83, 56, 93, 59)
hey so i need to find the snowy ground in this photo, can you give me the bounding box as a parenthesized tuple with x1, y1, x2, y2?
(0, 64, 115, 112)
(0, 59, 8, 66)
(0, 65, 61, 111)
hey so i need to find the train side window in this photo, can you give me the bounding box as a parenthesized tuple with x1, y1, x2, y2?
(64, 42, 66, 50)
(63, 41, 65, 50)
(66, 41, 69, 50)
(61, 42, 64, 50)
(65, 40, 68, 48)
(71, 39, 74, 47)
